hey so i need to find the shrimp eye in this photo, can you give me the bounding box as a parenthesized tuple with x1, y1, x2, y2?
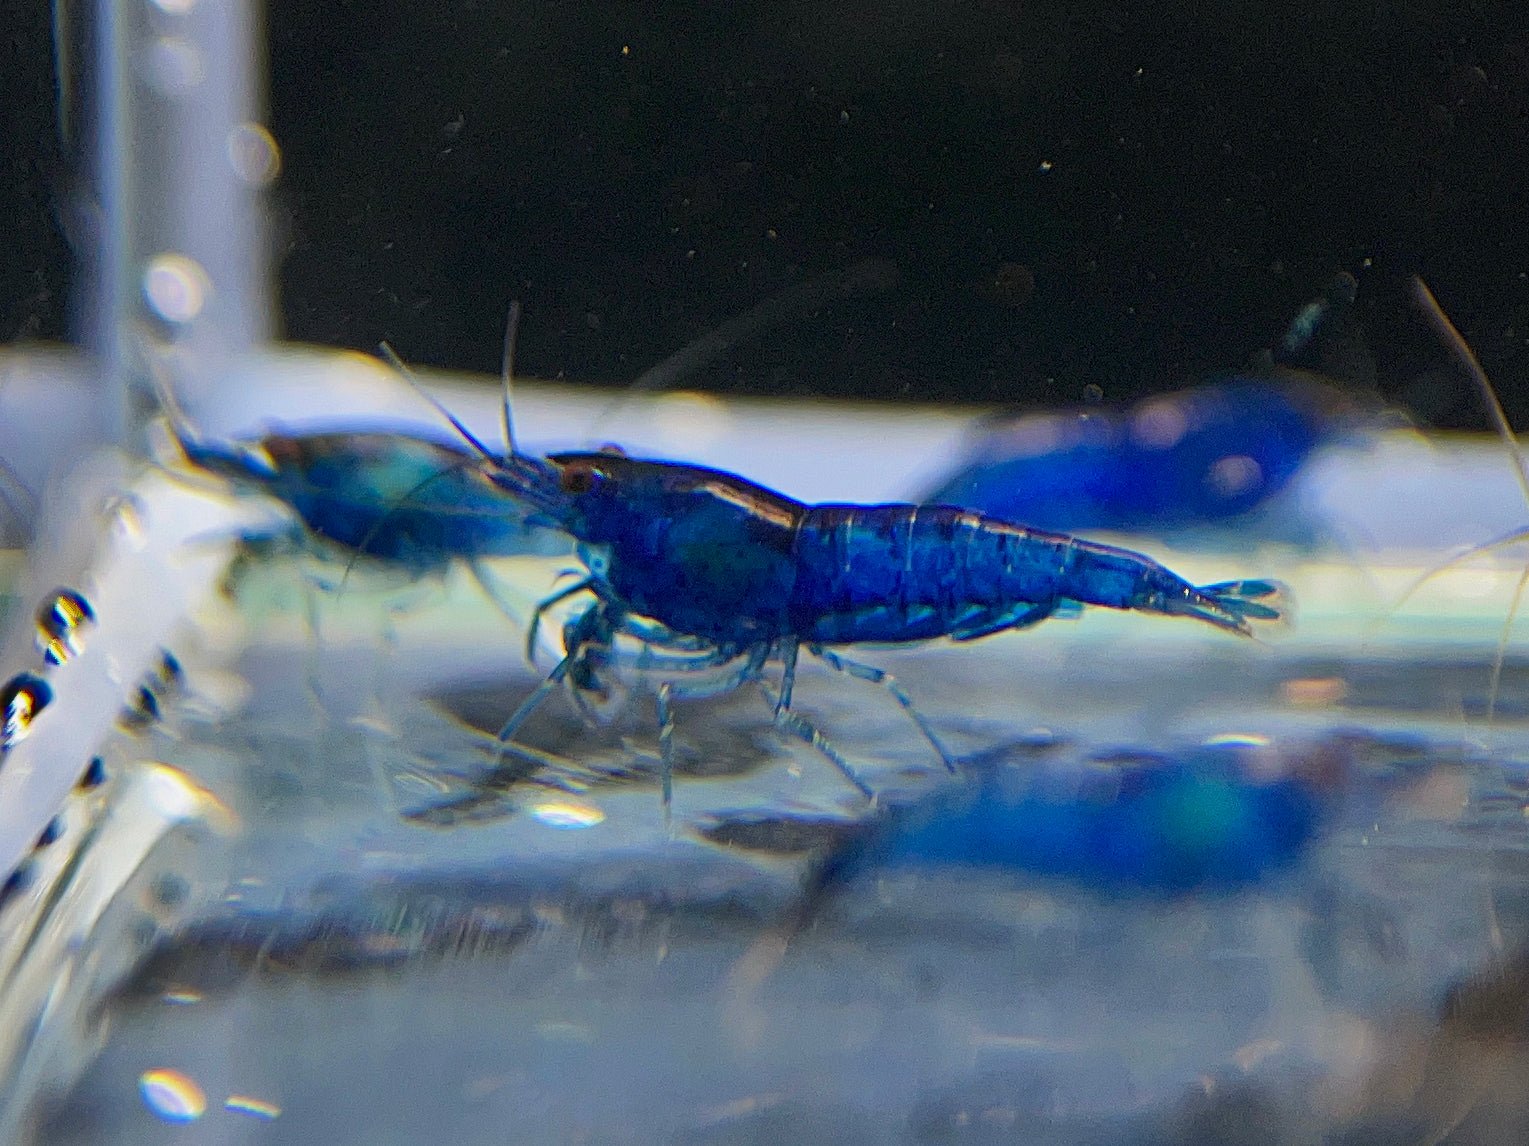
(559, 461, 600, 494)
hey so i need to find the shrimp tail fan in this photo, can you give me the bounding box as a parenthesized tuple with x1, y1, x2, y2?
(1200, 579, 1290, 627)
(1152, 579, 1291, 635)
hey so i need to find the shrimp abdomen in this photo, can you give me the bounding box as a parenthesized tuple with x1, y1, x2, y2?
(790, 504, 1285, 643)
(790, 505, 1069, 643)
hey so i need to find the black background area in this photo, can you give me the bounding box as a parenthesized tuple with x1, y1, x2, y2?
(3, 1, 1528, 425)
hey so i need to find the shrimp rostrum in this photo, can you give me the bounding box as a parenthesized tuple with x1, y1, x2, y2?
(486, 448, 1287, 808)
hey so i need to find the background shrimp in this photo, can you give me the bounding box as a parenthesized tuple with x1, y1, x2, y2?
(147, 311, 559, 605)
(919, 273, 1388, 540)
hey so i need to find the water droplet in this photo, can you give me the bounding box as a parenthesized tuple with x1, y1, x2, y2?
(0, 673, 53, 754)
(35, 588, 96, 665)
(139, 1068, 206, 1123)
(142, 253, 211, 324)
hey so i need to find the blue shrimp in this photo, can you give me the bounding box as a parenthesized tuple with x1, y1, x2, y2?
(920, 273, 1383, 536)
(148, 312, 564, 609)
(172, 426, 558, 577)
(477, 445, 1287, 808)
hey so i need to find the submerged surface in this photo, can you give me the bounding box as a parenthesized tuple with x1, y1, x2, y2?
(17, 549, 1529, 1144)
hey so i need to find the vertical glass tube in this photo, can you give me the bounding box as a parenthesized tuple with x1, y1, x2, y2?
(90, 0, 275, 444)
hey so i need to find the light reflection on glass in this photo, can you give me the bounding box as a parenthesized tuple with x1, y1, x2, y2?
(138, 1068, 206, 1123)
(224, 1094, 282, 1120)
(529, 800, 605, 829)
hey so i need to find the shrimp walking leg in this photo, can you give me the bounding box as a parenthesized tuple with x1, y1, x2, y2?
(405, 737, 608, 824)
(758, 681, 876, 801)
(655, 683, 677, 810)
(774, 640, 800, 714)
(740, 640, 881, 798)
(496, 605, 761, 809)
(808, 646, 958, 773)
(492, 658, 573, 765)
(524, 577, 596, 663)
(644, 644, 772, 811)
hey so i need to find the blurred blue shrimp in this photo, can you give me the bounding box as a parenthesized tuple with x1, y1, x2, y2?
(171, 426, 556, 579)
(469, 440, 1287, 808)
(921, 274, 1383, 537)
(809, 739, 1332, 897)
(148, 312, 563, 612)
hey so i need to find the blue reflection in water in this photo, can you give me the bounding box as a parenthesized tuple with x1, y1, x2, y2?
(819, 741, 1332, 895)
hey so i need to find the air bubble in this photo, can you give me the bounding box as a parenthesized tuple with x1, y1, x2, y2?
(1206, 454, 1264, 499)
(36, 588, 96, 665)
(119, 686, 162, 731)
(227, 122, 281, 186)
(142, 253, 211, 324)
(0, 674, 53, 754)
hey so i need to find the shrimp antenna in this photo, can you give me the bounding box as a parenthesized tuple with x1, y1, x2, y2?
(589, 257, 899, 439)
(1409, 275, 1529, 508)
(377, 342, 501, 467)
(134, 333, 208, 459)
(1403, 276, 1529, 727)
(334, 452, 498, 594)
(500, 300, 521, 459)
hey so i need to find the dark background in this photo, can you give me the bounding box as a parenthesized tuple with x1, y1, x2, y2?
(4, 1, 1528, 424)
